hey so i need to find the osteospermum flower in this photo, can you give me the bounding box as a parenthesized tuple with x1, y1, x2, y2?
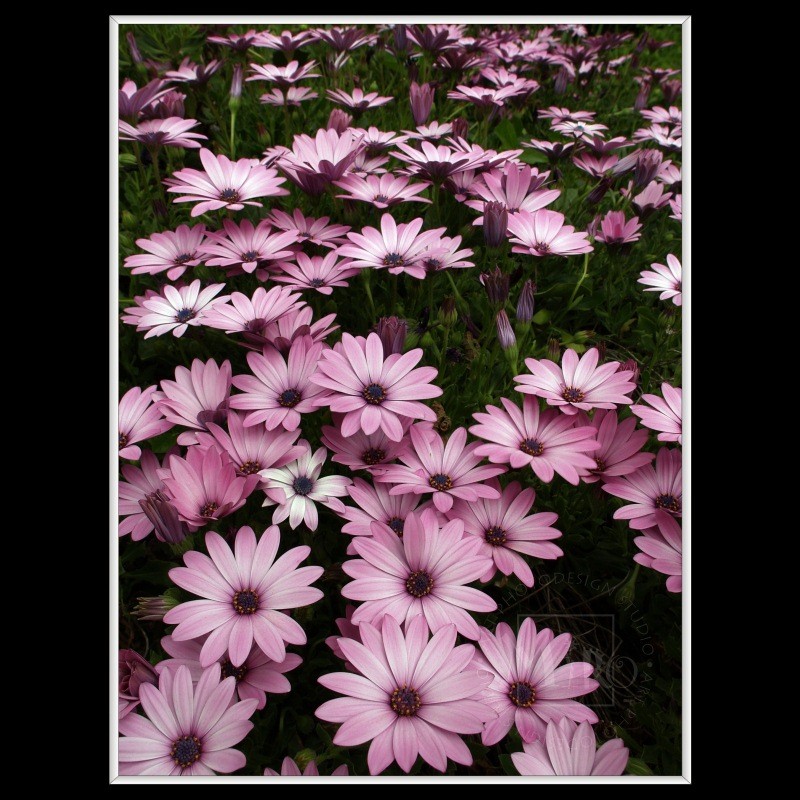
(136, 281, 228, 339)
(514, 347, 637, 415)
(200, 285, 305, 338)
(669, 194, 682, 221)
(119, 450, 174, 540)
(376, 425, 505, 513)
(603, 447, 682, 535)
(309, 332, 442, 442)
(278, 128, 365, 183)
(118, 664, 257, 775)
(522, 139, 576, 160)
(572, 152, 620, 178)
(418, 235, 475, 272)
(268, 208, 350, 248)
(512, 718, 629, 775)
(207, 29, 262, 50)
(119, 78, 170, 120)
(633, 515, 682, 592)
(124, 223, 207, 280)
(201, 219, 299, 275)
(473, 618, 599, 745)
(470, 396, 598, 485)
(264, 758, 349, 776)
(255, 29, 316, 55)
(327, 87, 393, 111)
(638, 254, 682, 306)
(325, 604, 361, 668)
(230, 335, 329, 432)
(464, 164, 559, 220)
(539, 106, 597, 122)
(403, 121, 454, 142)
(157, 635, 302, 711)
(507, 210, 593, 257)
(333, 173, 431, 208)
(350, 127, 409, 153)
(165, 526, 323, 665)
(337, 213, 446, 279)
(447, 83, 524, 110)
(573, 409, 655, 483)
(164, 57, 222, 84)
(119, 649, 158, 720)
(156, 358, 232, 445)
(447, 478, 562, 588)
(392, 140, 489, 181)
(626, 180, 672, 216)
(159, 445, 259, 528)
(316, 614, 496, 775)
(119, 385, 173, 460)
(272, 252, 359, 295)
(247, 60, 320, 88)
(631, 382, 682, 444)
(261, 308, 339, 355)
(166, 148, 288, 217)
(259, 87, 319, 107)
(594, 210, 642, 245)
(118, 117, 206, 149)
(321, 415, 414, 473)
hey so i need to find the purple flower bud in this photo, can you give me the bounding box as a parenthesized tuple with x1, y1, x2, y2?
(661, 80, 682, 105)
(610, 150, 640, 178)
(327, 108, 353, 133)
(547, 337, 561, 361)
(587, 215, 601, 239)
(133, 595, 179, 621)
(409, 81, 435, 126)
(451, 117, 469, 141)
(596, 340, 607, 362)
(516, 280, 536, 324)
(394, 24, 408, 51)
(126, 32, 143, 65)
(230, 63, 243, 100)
(119, 650, 158, 719)
(496, 309, 517, 350)
(483, 201, 508, 248)
(376, 316, 408, 357)
(439, 297, 457, 327)
(633, 149, 663, 188)
(634, 80, 651, 111)
(139, 490, 189, 544)
(480, 265, 510, 307)
(587, 178, 612, 205)
(141, 90, 186, 120)
(619, 358, 640, 385)
(554, 68, 570, 94)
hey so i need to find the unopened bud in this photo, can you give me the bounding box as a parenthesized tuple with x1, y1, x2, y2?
(554, 68, 570, 94)
(619, 358, 640, 385)
(483, 202, 508, 249)
(294, 749, 317, 772)
(587, 215, 601, 239)
(451, 117, 469, 141)
(133, 594, 180, 622)
(496, 309, 516, 350)
(662, 80, 682, 105)
(634, 81, 651, 111)
(439, 296, 457, 327)
(127, 32, 143, 65)
(633, 150, 663, 188)
(547, 337, 561, 361)
(140, 490, 189, 544)
(327, 107, 353, 133)
(376, 316, 408, 357)
(229, 64, 243, 112)
(410, 81, 435, 126)
(596, 340, 607, 361)
(587, 178, 612, 205)
(480, 265, 509, 307)
(516, 280, 535, 325)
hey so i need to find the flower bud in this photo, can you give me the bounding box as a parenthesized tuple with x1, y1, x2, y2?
(554, 68, 570, 94)
(480, 265, 509, 307)
(133, 594, 179, 621)
(119, 650, 158, 718)
(496, 309, 516, 350)
(633, 149, 663, 188)
(139, 490, 189, 544)
(547, 337, 561, 361)
(126, 32, 143, 65)
(483, 202, 508, 249)
(438, 296, 457, 327)
(327, 107, 353, 133)
(410, 81, 435, 126)
(662, 80, 682, 105)
(634, 80, 651, 111)
(516, 279, 536, 325)
(376, 316, 408, 357)
(294, 749, 317, 772)
(619, 358, 640, 385)
(451, 117, 469, 141)
(587, 178, 612, 205)
(229, 63, 243, 112)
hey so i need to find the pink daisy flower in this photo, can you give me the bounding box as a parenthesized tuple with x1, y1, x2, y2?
(261, 307, 339, 356)
(159, 446, 259, 528)
(321, 415, 414, 473)
(200, 285, 305, 338)
(156, 358, 232, 446)
(118, 664, 257, 775)
(336, 213, 446, 279)
(157, 634, 302, 711)
(272, 252, 359, 295)
(602, 447, 682, 534)
(119, 450, 177, 540)
(259, 87, 319, 106)
(573, 409, 655, 483)
(473, 618, 599, 745)
(447, 83, 525, 110)
(464, 164, 559, 220)
(669, 194, 682, 221)
(325, 603, 362, 668)
(312, 26, 378, 52)
(316, 614, 496, 774)
(626, 180, 673, 217)
(118, 117, 206, 149)
(594, 210, 642, 245)
(377, 425, 505, 513)
(349, 150, 391, 175)
(327, 87, 393, 111)
(247, 60, 320, 88)
(343, 508, 496, 639)
(539, 107, 597, 122)
(551, 119, 608, 140)
(260, 441, 352, 531)
(572, 153, 620, 179)
(333, 173, 431, 208)
(470, 396, 598, 485)
(136, 280, 228, 339)
(268, 208, 350, 248)
(230, 335, 329, 432)
(403, 121, 454, 142)
(165, 525, 323, 666)
(118, 78, 170, 120)
(507, 209, 593, 257)
(119, 649, 158, 720)
(164, 57, 221, 85)
(633, 515, 682, 593)
(512, 718, 629, 775)
(349, 127, 410, 153)
(641, 105, 682, 125)
(208, 29, 262, 51)
(392, 140, 489, 181)
(631, 382, 682, 444)
(166, 148, 289, 217)
(514, 347, 637, 415)
(264, 758, 349, 776)
(278, 128, 365, 183)
(124, 223, 207, 280)
(638, 254, 682, 306)
(201, 219, 299, 275)
(447, 478, 563, 588)
(419, 235, 475, 273)
(310, 332, 441, 441)
(119, 385, 173, 460)
(255, 29, 316, 55)
(522, 139, 576, 160)
(195, 410, 307, 484)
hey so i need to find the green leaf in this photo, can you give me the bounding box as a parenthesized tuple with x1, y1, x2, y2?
(626, 757, 654, 776)
(519, 149, 548, 165)
(120, 153, 138, 167)
(532, 309, 551, 324)
(499, 754, 518, 776)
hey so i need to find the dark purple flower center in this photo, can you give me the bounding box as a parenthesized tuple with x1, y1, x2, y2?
(428, 473, 453, 491)
(220, 188, 240, 202)
(508, 681, 536, 708)
(200, 501, 219, 517)
(220, 659, 248, 682)
(535, 241, 551, 253)
(655, 493, 679, 513)
(374, 194, 390, 203)
(141, 131, 164, 145)
(383, 252, 405, 267)
(279, 388, 302, 408)
(241, 250, 259, 262)
(362, 447, 386, 465)
(362, 383, 387, 405)
(232, 589, 259, 615)
(119, 432, 129, 448)
(244, 318, 267, 335)
(426, 258, 442, 270)
(171, 735, 202, 768)
(406, 569, 434, 597)
(239, 460, 262, 475)
(520, 439, 545, 457)
(297, 231, 312, 239)
(387, 516, 405, 537)
(592, 457, 607, 473)
(310, 278, 325, 287)
(175, 308, 195, 323)
(562, 386, 585, 403)
(293, 476, 314, 496)
(390, 685, 421, 717)
(174, 252, 195, 264)
(485, 526, 507, 546)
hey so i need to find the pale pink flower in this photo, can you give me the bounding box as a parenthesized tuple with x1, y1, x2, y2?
(164, 57, 222, 85)
(418, 235, 475, 272)
(119, 385, 173, 460)
(572, 152, 620, 178)
(255, 29, 316, 55)
(507, 209, 593, 257)
(624, 180, 672, 216)
(137, 280, 228, 339)
(119, 450, 177, 540)
(259, 87, 319, 106)
(260, 307, 339, 356)
(200, 285, 305, 338)
(208, 30, 262, 51)
(118, 117, 206, 149)
(631, 382, 682, 444)
(201, 219, 298, 275)
(271, 252, 359, 295)
(349, 126, 409, 152)
(247, 60, 320, 87)
(392, 140, 489, 181)
(669, 194, 682, 221)
(640, 105, 681, 125)
(268, 208, 350, 248)
(447, 84, 525, 109)
(278, 128, 365, 183)
(321, 414, 414, 474)
(551, 119, 608, 139)
(633, 515, 682, 592)
(312, 26, 378, 52)
(594, 211, 642, 245)
(464, 164, 559, 220)
(403, 121, 454, 142)
(118, 78, 170, 119)
(124, 223, 207, 280)
(264, 758, 349, 776)
(638, 254, 682, 306)
(325, 604, 361, 668)
(333, 173, 431, 208)
(538, 107, 597, 122)
(327, 87, 393, 111)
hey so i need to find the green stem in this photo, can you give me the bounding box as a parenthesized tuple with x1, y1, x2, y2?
(439, 326, 450, 372)
(568, 252, 591, 308)
(362, 269, 376, 321)
(390, 273, 398, 315)
(427, 274, 434, 316)
(444, 270, 468, 316)
(132, 142, 149, 195)
(229, 109, 237, 159)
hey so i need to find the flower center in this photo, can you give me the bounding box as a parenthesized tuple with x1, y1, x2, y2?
(171, 735, 202, 769)
(390, 686, 421, 717)
(375, 194, 390, 203)
(561, 386, 585, 403)
(241, 250, 259, 262)
(245, 317, 266, 333)
(174, 252, 195, 264)
(220, 659, 248, 682)
(362, 447, 386, 465)
(426, 258, 442, 270)
(279, 388, 301, 408)
(220, 188, 240, 202)
(175, 308, 195, 323)
(119, 432, 129, 448)
(535, 241, 551, 253)
(428, 473, 453, 491)
(508, 681, 536, 708)
(239, 460, 262, 475)
(362, 383, 387, 405)
(232, 589, 259, 615)
(387, 516, 405, 537)
(200, 501, 219, 517)
(519, 439, 544, 457)
(383, 253, 405, 267)
(592, 457, 607, 473)
(655, 493, 680, 513)
(293, 476, 314, 496)
(485, 526, 507, 546)
(310, 278, 325, 287)
(406, 569, 434, 597)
